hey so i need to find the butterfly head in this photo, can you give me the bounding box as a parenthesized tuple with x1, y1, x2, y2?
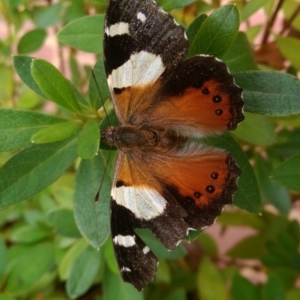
(101, 126, 116, 147)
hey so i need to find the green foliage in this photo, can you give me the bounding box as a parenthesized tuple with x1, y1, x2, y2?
(188, 5, 240, 57)
(197, 257, 228, 300)
(17, 29, 47, 55)
(31, 59, 84, 113)
(0, 0, 300, 299)
(74, 152, 112, 249)
(235, 71, 300, 115)
(57, 15, 105, 53)
(77, 120, 100, 159)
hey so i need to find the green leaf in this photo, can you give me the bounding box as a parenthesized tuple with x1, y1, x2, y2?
(136, 228, 187, 260)
(157, 0, 197, 11)
(234, 71, 300, 116)
(165, 289, 187, 300)
(24, 209, 50, 226)
(232, 112, 276, 145)
(264, 0, 277, 17)
(48, 208, 81, 238)
(0, 109, 69, 151)
(31, 3, 64, 28)
(13, 55, 45, 97)
(69, 52, 81, 87)
(64, 0, 86, 21)
(282, 0, 300, 32)
(186, 14, 207, 45)
(240, 0, 271, 21)
(197, 257, 228, 300)
(5, 243, 55, 294)
(155, 260, 171, 283)
(262, 229, 300, 269)
(103, 262, 143, 300)
(273, 128, 300, 159)
(104, 239, 119, 274)
(245, 24, 262, 42)
(226, 235, 266, 259)
(262, 274, 285, 300)
(89, 58, 110, 110)
(287, 289, 300, 300)
(74, 151, 113, 248)
(276, 36, 300, 70)
(31, 59, 83, 113)
(255, 154, 291, 215)
(77, 120, 100, 159)
(273, 113, 300, 128)
(188, 5, 239, 58)
(270, 153, 300, 193)
(0, 237, 7, 281)
(31, 122, 81, 144)
(0, 295, 17, 300)
(17, 86, 42, 109)
(17, 28, 47, 54)
(52, 187, 73, 208)
(217, 211, 266, 229)
(0, 135, 78, 207)
(221, 32, 257, 73)
(0, 65, 13, 103)
(231, 274, 261, 300)
(10, 225, 53, 243)
(66, 246, 101, 299)
(57, 15, 104, 53)
(100, 109, 119, 132)
(59, 239, 88, 280)
(198, 232, 218, 257)
(186, 229, 202, 242)
(205, 134, 261, 214)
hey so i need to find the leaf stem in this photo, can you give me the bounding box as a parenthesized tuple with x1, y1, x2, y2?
(261, 0, 284, 45)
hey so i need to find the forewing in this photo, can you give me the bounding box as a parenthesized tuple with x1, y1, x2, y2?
(145, 55, 244, 136)
(104, 0, 188, 123)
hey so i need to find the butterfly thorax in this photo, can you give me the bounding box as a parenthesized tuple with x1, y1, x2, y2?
(101, 125, 187, 153)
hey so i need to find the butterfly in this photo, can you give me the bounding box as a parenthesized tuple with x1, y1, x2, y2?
(102, 0, 244, 291)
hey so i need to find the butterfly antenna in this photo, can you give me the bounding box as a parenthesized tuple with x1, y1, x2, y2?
(92, 69, 112, 127)
(95, 147, 113, 202)
(91, 68, 113, 202)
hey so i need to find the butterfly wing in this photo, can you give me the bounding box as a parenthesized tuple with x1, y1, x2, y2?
(111, 143, 240, 290)
(104, 0, 188, 123)
(110, 154, 157, 291)
(110, 151, 188, 290)
(142, 55, 244, 136)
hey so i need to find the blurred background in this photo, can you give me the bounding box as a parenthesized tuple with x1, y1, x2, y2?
(0, 0, 300, 299)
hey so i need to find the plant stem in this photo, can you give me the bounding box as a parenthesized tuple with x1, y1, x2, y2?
(280, 3, 300, 34)
(261, 0, 284, 45)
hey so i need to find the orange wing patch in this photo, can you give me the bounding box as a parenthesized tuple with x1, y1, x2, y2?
(152, 80, 240, 134)
(111, 82, 161, 124)
(149, 147, 240, 229)
(116, 144, 240, 231)
(145, 55, 244, 136)
(156, 153, 237, 207)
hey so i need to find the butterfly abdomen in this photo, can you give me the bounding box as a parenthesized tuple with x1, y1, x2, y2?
(102, 125, 187, 152)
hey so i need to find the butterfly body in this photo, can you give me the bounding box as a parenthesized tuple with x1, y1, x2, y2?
(102, 125, 187, 152)
(103, 0, 244, 290)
